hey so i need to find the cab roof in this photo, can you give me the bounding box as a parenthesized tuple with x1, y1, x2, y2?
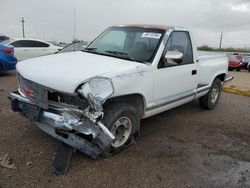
(112, 24, 174, 31)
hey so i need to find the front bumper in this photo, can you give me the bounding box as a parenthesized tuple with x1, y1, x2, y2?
(8, 91, 115, 158)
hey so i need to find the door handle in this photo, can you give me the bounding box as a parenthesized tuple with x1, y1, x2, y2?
(192, 70, 197, 75)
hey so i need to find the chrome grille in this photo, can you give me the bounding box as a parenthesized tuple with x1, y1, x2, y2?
(17, 73, 48, 109)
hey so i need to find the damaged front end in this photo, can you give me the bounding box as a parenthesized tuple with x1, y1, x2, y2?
(9, 75, 115, 158)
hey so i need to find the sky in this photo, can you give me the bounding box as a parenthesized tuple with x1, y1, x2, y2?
(0, 0, 250, 48)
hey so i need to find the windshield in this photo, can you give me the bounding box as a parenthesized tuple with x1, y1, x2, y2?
(85, 27, 165, 63)
(0, 39, 13, 45)
(58, 41, 87, 53)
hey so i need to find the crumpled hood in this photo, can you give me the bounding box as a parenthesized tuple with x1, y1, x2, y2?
(17, 51, 144, 93)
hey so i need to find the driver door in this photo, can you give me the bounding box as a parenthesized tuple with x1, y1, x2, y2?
(151, 31, 198, 114)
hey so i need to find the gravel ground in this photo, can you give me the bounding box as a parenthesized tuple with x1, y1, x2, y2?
(0, 71, 250, 188)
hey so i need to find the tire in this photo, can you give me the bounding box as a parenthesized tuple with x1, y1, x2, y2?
(199, 78, 222, 110)
(228, 67, 233, 71)
(248, 66, 250, 72)
(0, 64, 3, 74)
(236, 68, 241, 72)
(101, 103, 140, 156)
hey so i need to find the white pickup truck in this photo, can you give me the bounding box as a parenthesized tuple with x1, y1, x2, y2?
(9, 25, 233, 158)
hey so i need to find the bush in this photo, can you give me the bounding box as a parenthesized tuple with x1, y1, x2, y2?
(198, 45, 250, 53)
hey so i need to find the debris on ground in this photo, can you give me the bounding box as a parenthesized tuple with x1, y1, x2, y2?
(223, 86, 250, 97)
(0, 154, 17, 170)
(26, 161, 32, 167)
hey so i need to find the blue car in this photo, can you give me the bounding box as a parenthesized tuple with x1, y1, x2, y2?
(0, 44, 17, 73)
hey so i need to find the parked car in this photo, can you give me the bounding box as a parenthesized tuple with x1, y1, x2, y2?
(242, 56, 250, 70)
(9, 24, 233, 158)
(57, 41, 88, 54)
(0, 35, 9, 43)
(0, 44, 17, 73)
(1, 38, 62, 61)
(228, 55, 242, 71)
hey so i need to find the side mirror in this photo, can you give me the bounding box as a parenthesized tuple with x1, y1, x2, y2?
(165, 50, 183, 60)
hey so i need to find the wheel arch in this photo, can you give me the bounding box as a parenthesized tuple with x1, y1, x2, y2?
(104, 93, 146, 118)
(215, 73, 226, 82)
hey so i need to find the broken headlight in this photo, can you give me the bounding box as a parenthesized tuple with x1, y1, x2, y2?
(78, 77, 114, 112)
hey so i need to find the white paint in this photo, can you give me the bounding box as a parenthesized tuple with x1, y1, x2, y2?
(17, 51, 148, 93)
(16, 27, 229, 119)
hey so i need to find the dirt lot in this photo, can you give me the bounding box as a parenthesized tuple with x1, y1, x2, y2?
(0, 71, 250, 188)
(226, 70, 250, 90)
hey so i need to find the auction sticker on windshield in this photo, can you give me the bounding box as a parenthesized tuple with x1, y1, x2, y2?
(141, 32, 162, 39)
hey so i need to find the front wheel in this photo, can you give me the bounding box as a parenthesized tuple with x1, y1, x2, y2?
(199, 78, 222, 110)
(101, 103, 140, 157)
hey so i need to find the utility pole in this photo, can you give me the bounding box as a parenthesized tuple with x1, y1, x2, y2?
(21, 17, 25, 38)
(73, 6, 76, 41)
(73, 6, 76, 51)
(219, 32, 223, 50)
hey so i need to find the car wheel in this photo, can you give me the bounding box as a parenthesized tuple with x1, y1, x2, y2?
(228, 67, 233, 71)
(248, 66, 250, 72)
(199, 78, 222, 110)
(236, 68, 241, 72)
(0, 64, 3, 74)
(101, 103, 140, 157)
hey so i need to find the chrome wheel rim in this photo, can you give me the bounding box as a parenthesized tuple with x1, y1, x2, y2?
(111, 117, 132, 148)
(211, 86, 219, 103)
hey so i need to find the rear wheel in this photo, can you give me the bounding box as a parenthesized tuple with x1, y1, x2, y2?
(101, 103, 140, 157)
(0, 64, 3, 74)
(236, 68, 241, 72)
(199, 78, 222, 110)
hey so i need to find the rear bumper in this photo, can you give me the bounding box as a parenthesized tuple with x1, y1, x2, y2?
(0, 58, 17, 71)
(224, 75, 234, 83)
(229, 64, 241, 68)
(8, 91, 114, 158)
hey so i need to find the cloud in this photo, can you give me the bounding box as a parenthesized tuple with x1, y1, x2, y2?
(0, 0, 250, 47)
(229, 3, 249, 12)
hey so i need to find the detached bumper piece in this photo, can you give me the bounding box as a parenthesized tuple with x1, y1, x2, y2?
(51, 142, 74, 175)
(8, 91, 115, 159)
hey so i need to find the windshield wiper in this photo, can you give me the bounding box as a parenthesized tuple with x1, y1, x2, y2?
(104, 50, 137, 62)
(84, 49, 143, 63)
(105, 50, 128, 55)
(83, 47, 97, 52)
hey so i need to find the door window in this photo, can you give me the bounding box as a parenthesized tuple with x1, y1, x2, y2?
(11, 40, 49, 48)
(159, 31, 193, 68)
